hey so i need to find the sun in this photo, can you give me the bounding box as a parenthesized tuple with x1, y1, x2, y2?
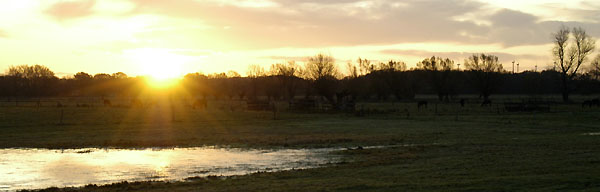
(128, 48, 188, 88)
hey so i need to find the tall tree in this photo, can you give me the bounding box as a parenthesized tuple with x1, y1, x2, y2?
(246, 64, 265, 100)
(7, 65, 57, 96)
(304, 54, 339, 105)
(344, 58, 373, 101)
(357, 57, 374, 76)
(73, 72, 93, 96)
(589, 55, 600, 80)
(552, 26, 596, 102)
(271, 61, 301, 101)
(369, 60, 413, 100)
(464, 54, 504, 100)
(7, 64, 55, 78)
(304, 54, 337, 80)
(417, 56, 455, 101)
(111, 72, 128, 79)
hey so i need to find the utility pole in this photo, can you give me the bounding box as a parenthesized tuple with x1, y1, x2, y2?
(512, 60, 515, 74)
(457, 63, 460, 71)
(516, 63, 519, 73)
(535, 65, 538, 72)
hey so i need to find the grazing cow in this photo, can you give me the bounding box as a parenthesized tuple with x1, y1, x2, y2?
(417, 101, 428, 109)
(460, 99, 466, 107)
(103, 99, 112, 107)
(481, 99, 492, 107)
(582, 99, 600, 108)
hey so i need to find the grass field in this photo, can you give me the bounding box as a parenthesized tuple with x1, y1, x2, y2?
(3, 97, 600, 191)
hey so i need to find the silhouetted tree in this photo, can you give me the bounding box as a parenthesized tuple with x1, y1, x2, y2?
(93, 73, 111, 80)
(223, 70, 244, 99)
(345, 58, 373, 101)
(246, 64, 265, 100)
(111, 72, 128, 79)
(464, 54, 504, 100)
(74, 72, 92, 80)
(417, 56, 456, 101)
(305, 54, 339, 106)
(183, 72, 210, 98)
(369, 60, 417, 100)
(357, 57, 374, 76)
(7, 65, 55, 78)
(73, 72, 93, 96)
(589, 54, 600, 80)
(552, 26, 596, 102)
(271, 61, 301, 101)
(7, 65, 57, 96)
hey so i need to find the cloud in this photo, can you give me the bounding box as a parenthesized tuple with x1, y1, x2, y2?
(45, 0, 96, 21)
(119, 0, 600, 50)
(124, 0, 489, 48)
(484, 9, 549, 47)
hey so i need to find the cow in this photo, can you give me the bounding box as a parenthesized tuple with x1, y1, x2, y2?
(582, 99, 600, 108)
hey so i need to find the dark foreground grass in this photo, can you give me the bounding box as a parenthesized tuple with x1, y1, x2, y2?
(3, 103, 600, 191)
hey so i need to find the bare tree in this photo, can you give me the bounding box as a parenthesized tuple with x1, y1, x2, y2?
(377, 60, 406, 71)
(226, 70, 241, 78)
(369, 60, 412, 100)
(417, 56, 455, 101)
(304, 54, 338, 80)
(304, 54, 339, 106)
(271, 61, 301, 101)
(7, 64, 55, 78)
(464, 53, 504, 100)
(247, 64, 265, 78)
(93, 73, 112, 80)
(417, 56, 453, 71)
(74, 72, 93, 80)
(553, 26, 596, 102)
(589, 55, 600, 80)
(344, 58, 373, 101)
(7, 65, 57, 97)
(224, 70, 244, 100)
(357, 57, 374, 76)
(73, 72, 93, 96)
(346, 62, 358, 78)
(111, 72, 128, 79)
(246, 64, 265, 100)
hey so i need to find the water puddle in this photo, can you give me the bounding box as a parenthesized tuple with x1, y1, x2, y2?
(583, 132, 600, 136)
(0, 147, 345, 191)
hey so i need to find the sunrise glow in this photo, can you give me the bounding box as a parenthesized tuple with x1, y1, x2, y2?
(0, 0, 598, 75)
(128, 48, 187, 80)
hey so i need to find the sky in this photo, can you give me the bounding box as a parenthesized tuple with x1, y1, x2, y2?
(1, 0, 599, 78)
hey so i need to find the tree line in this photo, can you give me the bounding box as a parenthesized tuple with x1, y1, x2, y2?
(1, 26, 600, 105)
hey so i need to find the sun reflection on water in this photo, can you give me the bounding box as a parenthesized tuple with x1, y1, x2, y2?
(0, 147, 342, 191)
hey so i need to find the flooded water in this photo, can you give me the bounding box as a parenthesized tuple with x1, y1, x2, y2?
(0, 147, 344, 191)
